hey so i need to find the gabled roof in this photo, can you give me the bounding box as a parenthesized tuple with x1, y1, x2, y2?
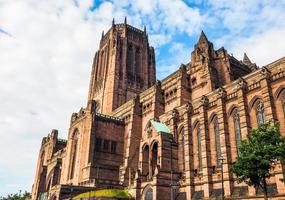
(150, 120, 170, 134)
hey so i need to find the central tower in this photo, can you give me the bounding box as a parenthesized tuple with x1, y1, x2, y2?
(88, 19, 156, 114)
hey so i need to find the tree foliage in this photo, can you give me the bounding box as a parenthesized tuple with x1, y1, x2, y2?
(230, 121, 285, 199)
(0, 191, 31, 200)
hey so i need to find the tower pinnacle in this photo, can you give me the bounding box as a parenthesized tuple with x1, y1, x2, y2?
(243, 53, 252, 64)
(198, 30, 209, 43)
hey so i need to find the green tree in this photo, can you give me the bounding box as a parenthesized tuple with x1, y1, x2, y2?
(231, 121, 285, 200)
(0, 190, 31, 200)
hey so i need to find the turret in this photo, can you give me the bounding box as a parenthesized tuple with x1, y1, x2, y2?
(87, 19, 156, 114)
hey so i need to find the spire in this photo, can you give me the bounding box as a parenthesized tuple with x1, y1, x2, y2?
(243, 53, 252, 64)
(112, 18, 115, 26)
(124, 16, 127, 24)
(101, 30, 104, 39)
(144, 25, 146, 34)
(242, 53, 258, 71)
(198, 30, 208, 43)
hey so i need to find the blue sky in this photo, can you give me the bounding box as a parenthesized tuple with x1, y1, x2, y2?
(0, 0, 285, 196)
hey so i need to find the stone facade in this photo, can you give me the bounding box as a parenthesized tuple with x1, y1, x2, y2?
(31, 20, 285, 200)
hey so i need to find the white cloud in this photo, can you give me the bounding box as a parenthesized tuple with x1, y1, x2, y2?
(157, 42, 191, 79)
(169, 42, 191, 64)
(0, 0, 206, 195)
(110, 0, 206, 44)
(149, 34, 172, 49)
(0, 0, 285, 196)
(206, 0, 285, 34)
(203, 0, 285, 65)
(0, 0, 112, 195)
(230, 27, 285, 66)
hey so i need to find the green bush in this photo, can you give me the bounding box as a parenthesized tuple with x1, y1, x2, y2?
(72, 189, 131, 199)
(0, 190, 31, 200)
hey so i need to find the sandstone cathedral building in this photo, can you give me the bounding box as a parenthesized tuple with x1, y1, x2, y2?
(31, 19, 285, 200)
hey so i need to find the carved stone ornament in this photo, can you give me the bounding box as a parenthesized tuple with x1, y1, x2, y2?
(88, 100, 97, 113)
(135, 169, 140, 179)
(71, 113, 78, 123)
(200, 95, 209, 107)
(147, 123, 153, 138)
(217, 87, 226, 100)
(179, 64, 187, 72)
(260, 66, 271, 80)
(184, 102, 193, 114)
(237, 77, 247, 92)
(172, 108, 179, 123)
(154, 165, 160, 176)
(155, 80, 161, 88)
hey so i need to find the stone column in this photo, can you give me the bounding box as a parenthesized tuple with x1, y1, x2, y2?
(216, 88, 233, 196)
(236, 78, 256, 196)
(260, 68, 285, 194)
(260, 67, 277, 121)
(236, 78, 250, 139)
(149, 145, 153, 179)
(183, 103, 194, 200)
(131, 170, 142, 199)
(172, 109, 179, 143)
(198, 96, 212, 198)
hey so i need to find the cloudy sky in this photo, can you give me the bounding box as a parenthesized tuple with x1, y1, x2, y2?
(0, 0, 285, 196)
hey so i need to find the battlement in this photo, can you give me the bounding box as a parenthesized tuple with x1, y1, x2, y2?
(100, 22, 147, 48)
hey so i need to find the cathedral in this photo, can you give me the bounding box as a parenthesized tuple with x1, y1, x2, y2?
(31, 19, 285, 200)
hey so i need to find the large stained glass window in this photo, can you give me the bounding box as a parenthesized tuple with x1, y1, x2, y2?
(233, 110, 241, 156)
(135, 47, 141, 77)
(127, 45, 133, 76)
(256, 100, 265, 125)
(281, 99, 285, 115)
(197, 124, 202, 171)
(145, 188, 153, 200)
(181, 128, 185, 173)
(213, 117, 221, 165)
(70, 130, 79, 179)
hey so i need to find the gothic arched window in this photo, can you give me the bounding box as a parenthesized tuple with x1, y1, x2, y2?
(213, 117, 221, 165)
(97, 51, 104, 80)
(197, 124, 202, 171)
(40, 151, 45, 167)
(256, 100, 265, 125)
(70, 130, 79, 179)
(151, 142, 158, 176)
(211, 68, 220, 89)
(127, 45, 133, 77)
(179, 128, 186, 173)
(142, 145, 149, 177)
(282, 93, 285, 116)
(233, 109, 241, 156)
(135, 47, 141, 77)
(145, 187, 153, 200)
(283, 100, 285, 116)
